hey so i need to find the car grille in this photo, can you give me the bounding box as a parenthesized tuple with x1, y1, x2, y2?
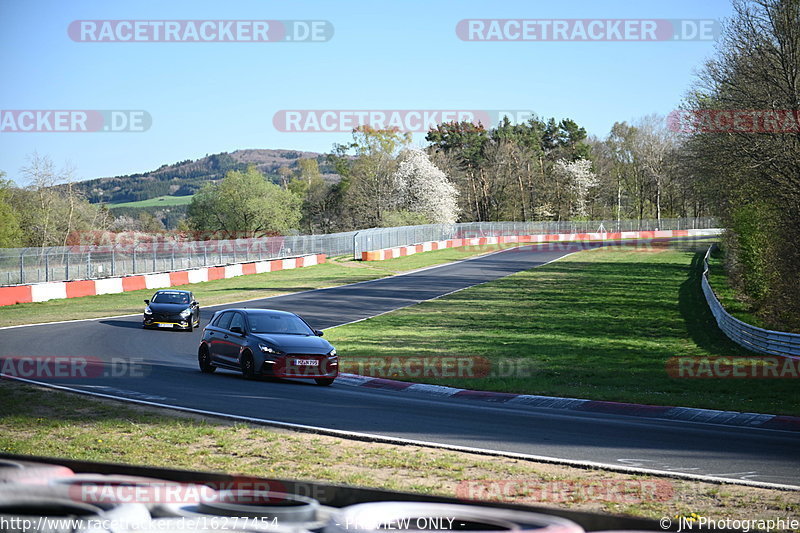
(153, 313, 181, 321)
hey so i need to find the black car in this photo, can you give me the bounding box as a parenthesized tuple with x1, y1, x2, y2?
(198, 308, 338, 386)
(143, 289, 200, 331)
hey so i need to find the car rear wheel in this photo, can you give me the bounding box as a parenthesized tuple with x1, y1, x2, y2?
(241, 353, 256, 380)
(314, 378, 335, 386)
(198, 346, 215, 373)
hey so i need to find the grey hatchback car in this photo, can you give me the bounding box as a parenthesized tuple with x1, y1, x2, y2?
(198, 308, 338, 386)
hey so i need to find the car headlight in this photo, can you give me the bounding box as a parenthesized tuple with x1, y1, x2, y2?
(328, 348, 337, 357)
(144, 307, 152, 315)
(259, 344, 280, 355)
(180, 308, 191, 317)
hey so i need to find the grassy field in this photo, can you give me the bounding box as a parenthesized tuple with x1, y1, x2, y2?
(325, 241, 797, 415)
(108, 195, 195, 209)
(0, 244, 519, 328)
(0, 380, 796, 525)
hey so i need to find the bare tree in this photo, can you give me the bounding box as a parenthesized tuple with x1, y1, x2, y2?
(634, 115, 678, 227)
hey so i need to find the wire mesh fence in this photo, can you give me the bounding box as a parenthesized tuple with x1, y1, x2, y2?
(351, 217, 718, 259)
(0, 217, 717, 286)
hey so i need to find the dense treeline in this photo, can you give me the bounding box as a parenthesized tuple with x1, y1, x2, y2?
(0, 118, 712, 243)
(679, 0, 799, 330)
(274, 115, 709, 235)
(0, 112, 743, 245)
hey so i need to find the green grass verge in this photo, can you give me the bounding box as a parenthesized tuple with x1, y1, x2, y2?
(107, 195, 194, 209)
(1, 380, 796, 524)
(325, 241, 797, 415)
(0, 244, 518, 328)
(706, 248, 766, 328)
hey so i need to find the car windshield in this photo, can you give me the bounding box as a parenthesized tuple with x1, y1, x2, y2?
(248, 313, 313, 335)
(152, 292, 189, 305)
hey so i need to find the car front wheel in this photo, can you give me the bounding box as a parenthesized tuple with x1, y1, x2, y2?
(241, 353, 256, 380)
(314, 378, 335, 386)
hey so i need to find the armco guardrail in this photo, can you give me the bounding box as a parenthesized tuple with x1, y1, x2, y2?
(0, 218, 717, 286)
(702, 244, 800, 358)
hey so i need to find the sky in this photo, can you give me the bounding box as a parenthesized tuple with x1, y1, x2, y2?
(0, 0, 734, 185)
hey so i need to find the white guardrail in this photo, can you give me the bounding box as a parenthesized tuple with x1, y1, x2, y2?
(702, 244, 800, 358)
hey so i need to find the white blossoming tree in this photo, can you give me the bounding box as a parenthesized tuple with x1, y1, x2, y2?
(391, 149, 459, 224)
(553, 158, 598, 218)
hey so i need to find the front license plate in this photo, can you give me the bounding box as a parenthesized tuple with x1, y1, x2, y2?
(294, 359, 319, 366)
(158, 323, 174, 328)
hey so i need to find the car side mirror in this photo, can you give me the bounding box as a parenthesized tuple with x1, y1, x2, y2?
(230, 326, 244, 335)
(144, 299, 150, 305)
(314, 330, 324, 337)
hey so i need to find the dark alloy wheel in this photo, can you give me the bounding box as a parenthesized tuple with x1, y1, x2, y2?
(241, 353, 256, 380)
(198, 346, 216, 373)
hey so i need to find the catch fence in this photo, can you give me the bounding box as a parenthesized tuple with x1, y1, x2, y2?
(0, 217, 717, 286)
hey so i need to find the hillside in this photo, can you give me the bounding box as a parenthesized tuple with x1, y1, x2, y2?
(110, 195, 195, 209)
(71, 149, 337, 205)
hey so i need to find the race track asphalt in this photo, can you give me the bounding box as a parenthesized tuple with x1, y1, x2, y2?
(1, 240, 797, 487)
